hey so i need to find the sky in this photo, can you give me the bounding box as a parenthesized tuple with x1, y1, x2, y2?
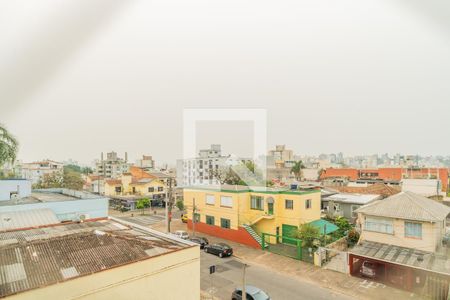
(1, 0, 449, 166)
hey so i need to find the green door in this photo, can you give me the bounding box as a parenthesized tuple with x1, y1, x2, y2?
(282, 224, 298, 245)
(268, 202, 274, 215)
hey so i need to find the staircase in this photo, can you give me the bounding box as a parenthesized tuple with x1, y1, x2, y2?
(243, 224, 263, 247)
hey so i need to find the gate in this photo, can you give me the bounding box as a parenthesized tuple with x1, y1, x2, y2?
(261, 232, 303, 260)
(318, 247, 349, 274)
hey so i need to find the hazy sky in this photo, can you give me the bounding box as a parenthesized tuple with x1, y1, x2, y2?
(1, 0, 449, 166)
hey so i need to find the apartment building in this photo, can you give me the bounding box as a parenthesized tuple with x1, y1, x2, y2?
(19, 160, 64, 184)
(135, 155, 155, 171)
(94, 151, 132, 179)
(177, 144, 251, 187)
(184, 185, 321, 248)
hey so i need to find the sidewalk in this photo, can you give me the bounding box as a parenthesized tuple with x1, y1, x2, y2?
(152, 219, 418, 300)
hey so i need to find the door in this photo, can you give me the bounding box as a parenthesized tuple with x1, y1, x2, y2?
(282, 224, 298, 245)
(268, 202, 274, 215)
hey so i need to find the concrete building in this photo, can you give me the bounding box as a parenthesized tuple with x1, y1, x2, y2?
(177, 144, 251, 187)
(267, 145, 294, 168)
(19, 160, 64, 184)
(0, 179, 31, 201)
(135, 155, 155, 171)
(94, 151, 132, 179)
(184, 185, 321, 248)
(401, 179, 442, 197)
(0, 218, 200, 300)
(0, 188, 109, 227)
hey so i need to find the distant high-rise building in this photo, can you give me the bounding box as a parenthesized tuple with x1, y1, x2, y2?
(94, 151, 131, 179)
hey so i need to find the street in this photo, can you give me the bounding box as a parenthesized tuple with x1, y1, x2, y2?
(201, 251, 352, 300)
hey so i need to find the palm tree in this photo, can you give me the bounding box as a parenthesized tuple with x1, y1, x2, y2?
(291, 160, 305, 181)
(0, 124, 19, 168)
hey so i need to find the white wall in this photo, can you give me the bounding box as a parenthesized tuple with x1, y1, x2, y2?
(0, 180, 32, 201)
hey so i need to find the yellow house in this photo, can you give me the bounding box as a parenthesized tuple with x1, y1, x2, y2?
(184, 185, 321, 248)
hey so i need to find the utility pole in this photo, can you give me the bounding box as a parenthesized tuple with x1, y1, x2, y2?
(192, 197, 196, 237)
(166, 177, 173, 233)
(242, 263, 247, 300)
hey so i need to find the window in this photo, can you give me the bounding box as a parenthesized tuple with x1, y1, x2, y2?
(220, 196, 233, 208)
(157, 186, 163, 192)
(285, 199, 294, 210)
(148, 187, 154, 192)
(220, 218, 231, 229)
(206, 215, 215, 225)
(206, 194, 215, 205)
(115, 186, 122, 193)
(305, 199, 312, 209)
(193, 213, 200, 223)
(405, 222, 422, 238)
(365, 217, 393, 234)
(250, 196, 264, 210)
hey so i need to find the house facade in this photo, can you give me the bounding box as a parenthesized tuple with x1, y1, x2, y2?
(184, 185, 321, 248)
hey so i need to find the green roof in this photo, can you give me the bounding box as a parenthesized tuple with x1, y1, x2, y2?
(308, 219, 338, 235)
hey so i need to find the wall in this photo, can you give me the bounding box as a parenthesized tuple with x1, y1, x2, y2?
(0, 180, 31, 201)
(0, 197, 108, 221)
(8, 246, 200, 300)
(358, 213, 441, 252)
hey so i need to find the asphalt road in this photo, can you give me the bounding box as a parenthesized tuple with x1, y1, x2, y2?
(201, 250, 353, 300)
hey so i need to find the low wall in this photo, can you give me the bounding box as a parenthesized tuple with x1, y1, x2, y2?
(187, 220, 261, 249)
(326, 236, 348, 251)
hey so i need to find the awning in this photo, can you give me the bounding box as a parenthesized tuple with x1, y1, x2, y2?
(308, 219, 338, 235)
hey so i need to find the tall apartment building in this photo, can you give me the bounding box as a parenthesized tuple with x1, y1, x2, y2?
(19, 160, 64, 184)
(267, 145, 294, 168)
(135, 155, 155, 171)
(94, 151, 131, 179)
(177, 144, 251, 187)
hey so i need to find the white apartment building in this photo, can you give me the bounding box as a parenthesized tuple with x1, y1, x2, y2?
(94, 151, 132, 179)
(177, 144, 251, 187)
(135, 155, 155, 171)
(19, 160, 64, 184)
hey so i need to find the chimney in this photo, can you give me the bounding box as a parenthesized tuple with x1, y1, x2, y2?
(125, 152, 128, 162)
(101, 152, 104, 161)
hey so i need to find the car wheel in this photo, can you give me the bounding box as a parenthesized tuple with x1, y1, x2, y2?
(204, 248, 208, 253)
(219, 252, 223, 258)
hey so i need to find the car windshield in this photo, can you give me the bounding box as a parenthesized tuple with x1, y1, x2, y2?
(252, 290, 269, 300)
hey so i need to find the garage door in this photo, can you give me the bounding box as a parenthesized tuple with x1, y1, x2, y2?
(282, 224, 298, 245)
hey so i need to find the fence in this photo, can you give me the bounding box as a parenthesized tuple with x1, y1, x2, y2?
(261, 232, 310, 261)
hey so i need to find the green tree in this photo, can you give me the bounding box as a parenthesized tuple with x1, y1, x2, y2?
(293, 223, 321, 248)
(175, 200, 184, 211)
(0, 124, 18, 168)
(334, 216, 352, 236)
(34, 169, 84, 190)
(136, 198, 150, 215)
(63, 169, 84, 190)
(291, 160, 305, 181)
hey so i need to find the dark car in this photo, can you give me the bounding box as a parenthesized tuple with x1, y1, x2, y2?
(190, 237, 209, 249)
(204, 243, 233, 258)
(231, 285, 270, 300)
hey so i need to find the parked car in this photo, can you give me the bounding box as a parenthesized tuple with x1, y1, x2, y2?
(181, 214, 188, 223)
(360, 261, 380, 279)
(231, 285, 270, 300)
(172, 230, 189, 240)
(204, 243, 233, 258)
(190, 237, 209, 249)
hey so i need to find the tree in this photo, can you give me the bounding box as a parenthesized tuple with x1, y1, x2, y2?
(136, 198, 150, 215)
(34, 168, 84, 190)
(291, 160, 305, 181)
(0, 124, 18, 168)
(292, 223, 321, 248)
(334, 216, 352, 236)
(175, 200, 184, 211)
(63, 169, 84, 190)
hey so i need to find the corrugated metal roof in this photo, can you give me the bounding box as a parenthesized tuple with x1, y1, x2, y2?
(0, 219, 188, 298)
(324, 193, 381, 205)
(355, 191, 450, 222)
(0, 209, 60, 231)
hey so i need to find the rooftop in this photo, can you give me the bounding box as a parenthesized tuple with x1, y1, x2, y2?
(323, 193, 381, 205)
(355, 191, 450, 222)
(350, 241, 450, 276)
(0, 218, 193, 298)
(185, 184, 321, 195)
(0, 188, 105, 207)
(331, 183, 401, 198)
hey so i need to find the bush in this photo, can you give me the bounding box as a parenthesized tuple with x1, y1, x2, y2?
(293, 223, 321, 248)
(347, 228, 360, 246)
(175, 200, 184, 211)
